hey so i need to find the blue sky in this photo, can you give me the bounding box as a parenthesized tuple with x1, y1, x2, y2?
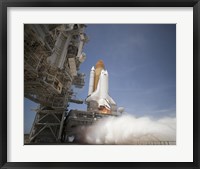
(24, 24, 176, 133)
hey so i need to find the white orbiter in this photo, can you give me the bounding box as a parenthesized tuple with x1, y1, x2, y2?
(86, 60, 116, 114)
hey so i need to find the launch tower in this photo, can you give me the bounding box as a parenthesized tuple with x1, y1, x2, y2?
(24, 24, 88, 143)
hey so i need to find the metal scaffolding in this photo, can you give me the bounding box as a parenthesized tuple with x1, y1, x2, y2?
(24, 24, 88, 143)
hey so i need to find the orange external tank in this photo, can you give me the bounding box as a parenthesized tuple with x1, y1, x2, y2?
(93, 60, 105, 91)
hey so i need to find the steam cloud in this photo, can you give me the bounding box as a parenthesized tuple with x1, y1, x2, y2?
(79, 114, 176, 145)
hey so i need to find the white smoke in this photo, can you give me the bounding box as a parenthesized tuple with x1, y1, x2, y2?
(80, 114, 176, 145)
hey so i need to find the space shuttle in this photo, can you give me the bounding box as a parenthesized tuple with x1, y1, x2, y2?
(86, 60, 117, 114)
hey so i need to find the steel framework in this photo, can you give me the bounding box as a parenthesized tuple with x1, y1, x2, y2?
(24, 24, 88, 143)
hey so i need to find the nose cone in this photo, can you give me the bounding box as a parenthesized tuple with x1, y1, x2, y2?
(101, 70, 108, 76)
(95, 60, 105, 69)
(91, 66, 95, 71)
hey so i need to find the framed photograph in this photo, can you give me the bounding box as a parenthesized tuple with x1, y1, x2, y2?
(1, 0, 200, 168)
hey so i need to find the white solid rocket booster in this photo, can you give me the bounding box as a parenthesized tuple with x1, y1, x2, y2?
(88, 66, 95, 96)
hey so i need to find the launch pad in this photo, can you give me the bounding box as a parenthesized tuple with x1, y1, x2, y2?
(61, 109, 117, 143)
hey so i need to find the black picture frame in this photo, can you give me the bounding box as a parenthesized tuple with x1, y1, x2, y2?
(1, 0, 199, 168)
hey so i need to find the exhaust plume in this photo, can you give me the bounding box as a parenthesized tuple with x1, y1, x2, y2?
(80, 114, 176, 145)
